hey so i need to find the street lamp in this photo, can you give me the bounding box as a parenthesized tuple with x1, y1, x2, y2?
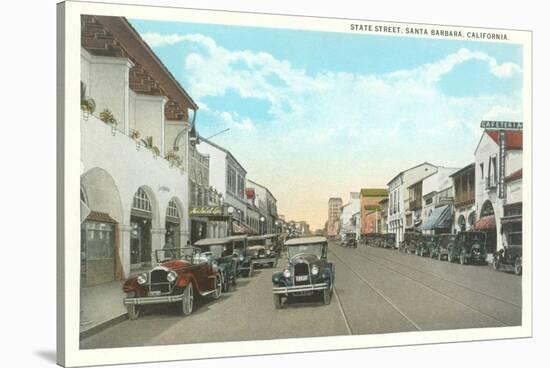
(260, 216, 265, 235)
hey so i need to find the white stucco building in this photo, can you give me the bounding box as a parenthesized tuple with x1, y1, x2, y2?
(474, 130, 523, 254)
(387, 162, 438, 244)
(417, 167, 459, 234)
(80, 16, 198, 285)
(339, 192, 360, 237)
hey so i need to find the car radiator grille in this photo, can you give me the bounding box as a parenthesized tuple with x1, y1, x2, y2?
(150, 269, 170, 293)
(294, 262, 310, 285)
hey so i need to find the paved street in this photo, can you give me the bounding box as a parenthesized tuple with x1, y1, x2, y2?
(81, 241, 521, 349)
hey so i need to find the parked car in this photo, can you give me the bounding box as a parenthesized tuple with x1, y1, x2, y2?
(122, 247, 223, 320)
(342, 232, 357, 248)
(432, 234, 456, 261)
(229, 235, 254, 277)
(383, 233, 397, 249)
(493, 244, 522, 275)
(403, 232, 420, 254)
(193, 237, 242, 291)
(416, 235, 437, 256)
(272, 236, 335, 309)
(448, 231, 487, 265)
(247, 234, 279, 268)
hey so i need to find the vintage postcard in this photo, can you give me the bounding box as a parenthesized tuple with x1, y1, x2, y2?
(57, 1, 532, 366)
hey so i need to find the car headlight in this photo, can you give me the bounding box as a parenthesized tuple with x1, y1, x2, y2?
(266, 249, 272, 255)
(166, 271, 177, 283)
(283, 269, 291, 278)
(239, 255, 244, 262)
(311, 265, 319, 275)
(211, 261, 219, 272)
(137, 273, 148, 285)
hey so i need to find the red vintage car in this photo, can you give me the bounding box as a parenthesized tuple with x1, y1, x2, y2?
(123, 247, 223, 320)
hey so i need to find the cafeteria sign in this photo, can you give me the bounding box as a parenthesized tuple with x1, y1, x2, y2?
(480, 120, 523, 130)
(189, 206, 223, 216)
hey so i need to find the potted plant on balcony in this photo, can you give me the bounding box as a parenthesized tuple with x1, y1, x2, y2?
(130, 129, 141, 140)
(80, 97, 96, 120)
(141, 136, 161, 158)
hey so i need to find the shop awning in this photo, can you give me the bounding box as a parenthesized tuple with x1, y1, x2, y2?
(422, 205, 451, 230)
(85, 211, 118, 224)
(232, 221, 256, 235)
(474, 215, 496, 230)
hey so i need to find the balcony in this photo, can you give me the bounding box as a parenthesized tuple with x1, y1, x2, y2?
(409, 198, 422, 211)
(454, 191, 475, 207)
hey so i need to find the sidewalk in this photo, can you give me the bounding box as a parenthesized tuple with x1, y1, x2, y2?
(80, 280, 127, 339)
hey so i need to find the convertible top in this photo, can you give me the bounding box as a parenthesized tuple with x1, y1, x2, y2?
(285, 236, 327, 246)
(247, 233, 279, 241)
(193, 235, 247, 246)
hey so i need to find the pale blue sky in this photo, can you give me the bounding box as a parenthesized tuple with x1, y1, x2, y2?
(130, 19, 523, 229)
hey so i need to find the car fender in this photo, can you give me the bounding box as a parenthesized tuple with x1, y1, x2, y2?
(177, 273, 197, 290)
(122, 278, 139, 293)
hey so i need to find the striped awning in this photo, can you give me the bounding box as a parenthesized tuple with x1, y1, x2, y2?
(422, 205, 451, 230)
(232, 221, 256, 235)
(474, 215, 496, 230)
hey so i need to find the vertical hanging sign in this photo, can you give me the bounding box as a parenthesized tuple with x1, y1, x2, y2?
(498, 130, 506, 199)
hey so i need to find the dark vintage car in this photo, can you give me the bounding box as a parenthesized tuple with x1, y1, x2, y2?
(431, 234, 456, 261)
(382, 233, 396, 249)
(122, 247, 222, 320)
(448, 231, 487, 265)
(193, 237, 242, 291)
(416, 235, 437, 257)
(493, 245, 522, 275)
(247, 234, 279, 268)
(401, 232, 420, 254)
(341, 232, 357, 248)
(272, 236, 335, 309)
(230, 235, 254, 277)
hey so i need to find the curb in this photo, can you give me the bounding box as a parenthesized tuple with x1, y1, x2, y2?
(80, 313, 128, 340)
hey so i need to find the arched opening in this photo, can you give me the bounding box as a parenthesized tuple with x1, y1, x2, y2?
(458, 215, 466, 232)
(80, 168, 123, 286)
(165, 197, 183, 248)
(477, 200, 497, 253)
(130, 187, 154, 269)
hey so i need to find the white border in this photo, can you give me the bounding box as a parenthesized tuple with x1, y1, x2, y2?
(59, 1, 532, 367)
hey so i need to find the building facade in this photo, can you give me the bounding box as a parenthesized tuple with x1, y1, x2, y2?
(79, 15, 197, 285)
(387, 162, 438, 244)
(418, 167, 459, 235)
(247, 180, 279, 234)
(360, 188, 388, 236)
(474, 130, 523, 255)
(340, 192, 360, 237)
(450, 163, 476, 233)
(327, 197, 343, 238)
(196, 137, 249, 236)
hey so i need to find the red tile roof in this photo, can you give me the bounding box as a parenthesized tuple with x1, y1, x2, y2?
(486, 131, 523, 150)
(505, 169, 523, 182)
(86, 211, 118, 224)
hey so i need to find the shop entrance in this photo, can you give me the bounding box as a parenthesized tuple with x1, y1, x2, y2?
(130, 187, 153, 269)
(165, 198, 181, 248)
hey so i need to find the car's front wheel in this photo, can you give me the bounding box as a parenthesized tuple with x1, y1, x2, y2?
(460, 254, 468, 265)
(447, 252, 453, 262)
(212, 273, 223, 299)
(514, 257, 522, 275)
(181, 283, 194, 316)
(273, 294, 282, 309)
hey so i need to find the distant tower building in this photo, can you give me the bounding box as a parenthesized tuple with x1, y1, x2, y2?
(327, 197, 343, 239)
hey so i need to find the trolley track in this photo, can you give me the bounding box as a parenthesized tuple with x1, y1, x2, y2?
(329, 249, 422, 331)
(356, 246, 521, 309)
(337, 246, 513, 327)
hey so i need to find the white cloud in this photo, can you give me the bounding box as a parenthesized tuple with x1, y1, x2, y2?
(143, 32, 522, 148)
